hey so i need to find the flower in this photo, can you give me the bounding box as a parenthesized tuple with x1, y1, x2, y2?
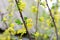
(39, 16, 44, 22)
(22, 18, 33, 30)
(34, 32, 39, 37)
(3, 17, 7, 21)
(27, 23, 33, 29)
(10, 23, 15, 27)
(26, 18, 32, 23)
(8, 27, 16, 35)
(18, 1, 26, 12)
(31, 6, 38, 13)
(26, 18, 33, 29)
(17, 29, 23, 34)
(8, 12, 13, 17)
(46, 19, 51, 26)
(17, 27, 26, 34)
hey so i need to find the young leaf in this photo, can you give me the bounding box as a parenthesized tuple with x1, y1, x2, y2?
(24, 17, 28, 21)
(15, 19, 22, 25)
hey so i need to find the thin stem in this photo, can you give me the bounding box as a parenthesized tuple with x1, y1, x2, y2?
(15, 0, 31, 40)
(35, 0, 40, 32)
(45, 0, 58, 40)
(0, 13, 4, 21)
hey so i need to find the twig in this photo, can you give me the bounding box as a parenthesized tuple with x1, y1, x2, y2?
(15, 0, 32, 40)
(35, 0, 40, 32)
(0, 13, 8, 29)
(45, 0, 58, 40)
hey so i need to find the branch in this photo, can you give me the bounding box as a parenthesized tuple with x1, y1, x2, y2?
(45, 0, 58, 40)
(15, 0, 32, 40)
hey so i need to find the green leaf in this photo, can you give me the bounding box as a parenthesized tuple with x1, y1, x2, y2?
(15, 19, 22, 25)
(50, 22, 54, 27)
(52, 4, 58, 9)
(40, 2, 45, 6)
(51, 5, 55, 9)
(24, 17, 28, 21)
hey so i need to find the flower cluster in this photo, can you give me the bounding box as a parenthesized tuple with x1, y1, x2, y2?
(18, 0, 26, 12)
(26, 18, 33, 30)
(17, 28, 26, 34)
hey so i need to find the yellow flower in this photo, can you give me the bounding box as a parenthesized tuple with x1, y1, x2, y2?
(46, 19, 51, 26)
(3, 30, 10, 35)
(31, 6, 38, 13)
(22, 28, 26, 33)
(10, 23, 15, 27)
(8, 27, 16, 35)
(3, 17, 7, 21)
(27, 23, 33, 29)
(8, 27, 14, 31)
(17, 28, 26, 34)
(17, 29, 23, 34)
(18, 1, 26, 12)
(8, 11, 14, 16)
(20, 3, 26, 10)
(39, 16, 44, 22)
(34, 32, 39, 37)
(26, 18, 32, 23)
(22, 18, 33, 30)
